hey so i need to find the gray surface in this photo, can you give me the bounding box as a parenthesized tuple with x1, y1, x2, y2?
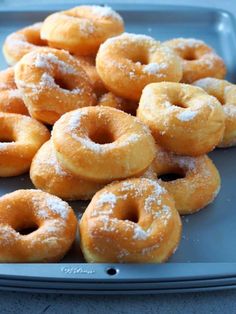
(0, 0, 236, 311)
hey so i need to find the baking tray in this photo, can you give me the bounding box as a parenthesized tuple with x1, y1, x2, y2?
(0, 3, 236, 294)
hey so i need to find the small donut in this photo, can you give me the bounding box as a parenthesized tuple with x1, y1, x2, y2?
(15, 48, 96, 124)
(193, 78, 236, 147)
(3, 22, 47, 66)
(137, 82, 225, 156)
(75, 56, 107, 96)
(0, 112, 50, 177)
(30, 140, 105, 201)
(96, 33, 183, 101)
(41, 5, 124, 56)
(80, 178, 182, 263)
(98, 92, 138, 115)
(52, 107, 156, 182)
(0, 189, 77, 262)
(146, 147, 221, 214)
(164, 38, 226, 83)
(0, 67, 28, 115)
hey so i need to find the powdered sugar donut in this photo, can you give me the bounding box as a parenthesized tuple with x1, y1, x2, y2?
(80, 178, 182, 263)
(137, 82, 225, 156)
(52, 106, 156, 182)
(0, 112, 50, 177)
(41, 5, 124, 56)
(0, 67, 28, 115)
(3, 22, 47, 65)
(164, 38, 226, 83)
(96, 33, 183, 101)
(15, 48, 96, 124)
(0, 189, 77, 262)
(147, 147, 221, 214)
(193, 77, 236, 147)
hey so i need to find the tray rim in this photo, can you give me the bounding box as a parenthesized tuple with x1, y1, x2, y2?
(0, 3, 236, 293)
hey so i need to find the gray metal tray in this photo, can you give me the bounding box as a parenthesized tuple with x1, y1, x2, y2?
(0, 3, 236, 294)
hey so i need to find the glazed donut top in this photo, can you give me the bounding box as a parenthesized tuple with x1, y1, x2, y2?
(41, 5, 124, 55)
(3, 22, 47, 65)
(98, 33, 182, 77)
(80, 178, 181, 262)
(193, 77, 236, 118)
(15, 47, 96, 124)
(0, 189, 77, 262)
(138, 82, 224, 126)
(164, 38, 226, 83)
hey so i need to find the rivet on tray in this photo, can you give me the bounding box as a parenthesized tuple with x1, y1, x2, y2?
(106, 267, 119, 276)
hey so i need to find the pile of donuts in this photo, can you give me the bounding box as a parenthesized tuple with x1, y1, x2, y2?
(0, 5, 235, 264)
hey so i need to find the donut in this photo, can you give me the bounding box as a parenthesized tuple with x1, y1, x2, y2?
(41, 5, 124, 56)
(98, 92, 138, 115)
(3, 22, 47, 66)
(14, 48, 96, 125)
(30, 140, 105, 201)
(96, 33, 183, 101)
(52, 106, 156, 182)
(146, 147, 220, 214)
(80, 178, 182, 263)
(76, 56, 107, 96)
(193, 78, 236, 147)
(0, 189, 77, 262)
(164, 38, 226, 83)
(0, 67, 28, 115)
(0, 112, 50, 177)
(137, 82, 225, 156)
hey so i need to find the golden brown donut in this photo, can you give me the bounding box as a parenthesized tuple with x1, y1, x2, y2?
(98, 92, 138, 115)
(15, 48, 96, 124)
(75, 56, 107, 96)
(146, 147, 221, 214)
(137, 82, 225, 156)
(164, 38, 226, 83)
(0, 189, 77, 262)
(80, 178, 182, 263)
(193, 77, 236, 147)
(41, 5, 124, 56)
(0, 112, 50, 177)
(30, 140, 105, 201)
(96, 32, 183, 101)
(0, 67, 28, 115)
(3, 22, 47, 66)
(52, 106, 156, 182)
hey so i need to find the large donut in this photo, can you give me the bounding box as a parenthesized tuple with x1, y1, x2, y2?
(41, 5, 124, 56)
(75, 56, 107, 96)
(98, 92, 138, 115)
(96, 33, 183, 101)
(193, 77, 236, 148)
(15, 48, 96, 124)
(137, 82, 225, 156)
(0, 190, 77, 262)
(80, 178, 182, 263)
(146, 147, 221, 214)
(30, 140, 105, 201)
(3, 22, 47, 66)
(0, 67, 28, 115)
(164, 38, 226, 83)
(0, 112, 50, 177)
(52, 107, 156, 182)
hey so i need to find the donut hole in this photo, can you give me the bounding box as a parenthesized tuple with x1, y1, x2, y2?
(172, 101, 187, 108)
(89, 127, 115, 144)
(119, 202, 139, 223)
(0, 134, 14, 143)
(16, 223, 38, 235)
(54, 76, 74, 91)
(127, 51, 148, 65)
(158, 168, 185, 182)
(182, 50, 197, 61)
